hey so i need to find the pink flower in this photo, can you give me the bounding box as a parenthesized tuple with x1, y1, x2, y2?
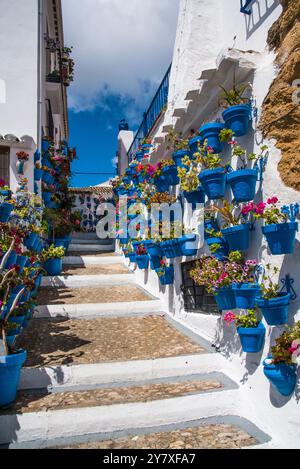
(267, 197, 279, 205)
(206, 146, 214, 154)
(228, 140, 236, 146)
(241, 202, 255, 215)
(288, 340, 300, 354)
(223, 311, 236, 326)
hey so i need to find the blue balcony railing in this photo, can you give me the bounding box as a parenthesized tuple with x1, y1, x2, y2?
(127, 63, 172, 160)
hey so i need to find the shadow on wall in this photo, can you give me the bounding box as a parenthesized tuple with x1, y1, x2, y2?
(244, 0, 280, 39)
(214, 316, 242, 359)
(280, 241, 300, 324)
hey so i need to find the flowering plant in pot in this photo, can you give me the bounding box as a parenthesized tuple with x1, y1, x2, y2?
(0, 179, 11, 200)
(178, 156, 205, 207)
(16, 151, 29, 175)
(160, 159, 179, 186)
(205, 227, 229, 260)
(136, 244, 149, 270)
(256, 264, 290, 326)
(156, 260, 174, 285)
(41, 244, 65, 276)
(199, 122, 225, 154)
(149, 163, 169, 192)
(195, 144, 226, 200)
(254, 198, 299, 255)
(224, 309, 265, 353)
(263, 321, 300, 396)
(219, 75, 252, 137)
(178, 228, 199, 257)
(166, 128, 190, 169)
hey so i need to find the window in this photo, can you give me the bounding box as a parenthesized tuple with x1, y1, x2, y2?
(0, 146, 10, 185)
(181, 261, 219, 314)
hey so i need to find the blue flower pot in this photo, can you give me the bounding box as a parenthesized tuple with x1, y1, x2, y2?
(161, 239, 182, 259)
(44, 258, 63, 276)
(136, 255, 149, 270)
(132, 241, 142, 253)
(199, 122, 225, 154)
(232, 283, 260, 309)
(0, 190, 12, 200)
(0, 202, 13, 222)
(158, 265, 174, 285)
(237, 322, 265, 353)
(262, 222, 298, 255)
(8, 315, 26, 327)
(179, 234, 198, 256)
(221, 223, 250, 251)
(128, 253, 137, 263)
(154, 176, 169, 192)
(183, 188, 205, 208)
(135, 152, 144, 162)
(147, 242, 163, 258)
(54, 236, 71, 250)
(256, 293, 290, 326)
(142, 144, 152, 154)
(4, 250, 17, 269)
(42, 140, 51, 152)
(0, 350, 27, 407)
(199, 168, 226, 200)
(263, 359, 296, 396)
(206, 237, 229, 260)
(42, 191, 52, 205)
(16, 255, 29, 273)
(189, 136, 202, 155)
(222, 104, 252, 137)
(163, 166, 179, 186)
(204, 219, 220, 240)
(34, 168, 43, 181)
(173, 150, 190, 169)
(150, 257, 161, 270)
(119, 238, 129, 245)
(227, 168, 258, 203)
(24, 232, 38, 250)
(215, 287, 236, 310)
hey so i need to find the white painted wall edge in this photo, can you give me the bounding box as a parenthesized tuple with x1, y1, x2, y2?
(63, 256, 122, 266)
(41, 274, 135, 288)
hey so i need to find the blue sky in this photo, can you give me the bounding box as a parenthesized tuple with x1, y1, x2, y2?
(62, 0, 180, 188)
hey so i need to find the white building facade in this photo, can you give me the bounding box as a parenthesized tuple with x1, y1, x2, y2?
(117, 0, 300, 448)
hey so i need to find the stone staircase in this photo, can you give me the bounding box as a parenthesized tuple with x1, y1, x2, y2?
(0, 235, 274, 449)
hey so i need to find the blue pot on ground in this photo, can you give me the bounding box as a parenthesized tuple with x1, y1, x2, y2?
(136, 255, 149, 270)
(0, 202, 13, 222)
(128, 253, 136, 263)
(262, 222, 298, 255)
(179, 234, 198, 256)
(215, 287, 236, 310)
(44, 258, 62, 276)
(163, 166, 179, 186)
(222, 104, 252, 137)
(183, 187, 205, 208)
(221, 223, 250, 251)
(206, 237, 229, 260)
(0, 350, 27, 407)
(232, 283, 260, 309)
(237, 322, 265, 353)
(16, 255, 29, 273)
(199, 168, 227, 200)
(158, 265, 174, 285)
(227, 168, 258, 203)
(256, 293, 290, 326)
(147, 242, 163, 258)
(263, 359, 296, 396)
(199, 122, 225, 154)
(173, 150, 190, 169)
(189, 136, 202, 155)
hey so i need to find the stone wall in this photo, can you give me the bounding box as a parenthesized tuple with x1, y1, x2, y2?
(261, 0, 300, 191)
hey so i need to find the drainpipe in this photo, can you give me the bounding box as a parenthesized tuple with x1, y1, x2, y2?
(37, 0, 43, 153)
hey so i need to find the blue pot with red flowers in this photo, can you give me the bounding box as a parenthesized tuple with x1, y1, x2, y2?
(263, 358, 297, 396)
(222, 104, 252, 137)
(157, 264, 174, 285)
(227, 168, 258, 203)
(256, 293, 290, 326)
(179, 234, 198, 256)
(238, 322, 266, 353)
(221, 223, 250, 251)
(215, 287, 236, 310)
(262, 222, 298, 255)
(199, 123, 225, 154)
(128, 253, 137, 263)
(232, 283, 260, 309)
(199, 168, 227, 200)
(173, 150, 190, 169)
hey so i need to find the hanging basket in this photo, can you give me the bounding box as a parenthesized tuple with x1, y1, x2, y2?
(221, 223, 251, 251)
(262, 222, 298, 255)
(222, 104, 252, 137)
(237, 322, 265, 353)
(256, 293, 290, 326)
(263, 359, 296, 397)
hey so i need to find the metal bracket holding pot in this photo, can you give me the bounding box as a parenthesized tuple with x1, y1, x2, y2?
(254, 264, 265, 284)
(280, 275, 297, 301)
(240, 0, 253, 15)
(254, 152, 269, 183)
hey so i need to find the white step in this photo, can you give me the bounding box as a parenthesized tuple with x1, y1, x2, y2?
(63, 256, 122, 266)
(41, 274, 135, 288)
(68, 244, 114, 252)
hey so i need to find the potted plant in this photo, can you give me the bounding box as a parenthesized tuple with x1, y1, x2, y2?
(156, 261, 174, 285)
(199, 122, 225, 154)
(0, 194, 14, 223)
(41, 244, 65, 276)
(149, 163, 169, 193)
(16, 151, 29, 175)
(254, 199, 299, 255)
(34, 163, 43, 181)
(0, 180, 11, 200)
(263, 322, 300, 396)
(166, 128, 190, 169)
(135, 244, 149, 269)
(161, 159, 179, 186)
(205, 228, 229, 260)
(219, 76, 252, 137)
(140, 138, 153, 155)
(256, 265, 290, 326)
(196, 144, 227, 200)
(178, 156, 205, 208)
(224, 309, 266, 353)
(178, 229, 199, 257)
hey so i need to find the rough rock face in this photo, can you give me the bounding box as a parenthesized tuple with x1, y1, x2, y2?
(261, 0, 300, 192)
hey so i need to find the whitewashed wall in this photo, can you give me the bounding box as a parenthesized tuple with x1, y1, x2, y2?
(118, 0, 300, 448)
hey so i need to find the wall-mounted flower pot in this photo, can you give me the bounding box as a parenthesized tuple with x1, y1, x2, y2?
(163, 165, 179, 186)
(44, 258, 63, 276)
(3, 250, 17, 269)
(128, 253, 137, 263)
(16, 160, 26, 175)
(136, 255, 149, 270)
(150, 257, 161, 270)
(42, 191, 52, 205)
(256, 293, 290, 326)
(227, 168, 258, 203)
(0, 190, 12, 201)
(16, 255, 29, 273)
(158, 265, 174, 285)
(141, 144, 152, 154)
(42, 140, 51, 152)
(0, 350, 27, 407)
(215, 287, 236, 310)
(206, 237, 229, 260)
(179, 234, 198, 256)
(147, 242, 163, 258)
(8, 315, 26, 327)
(199, 122, 225, 154)
(221, 223, 250, 251)
(262, 222, 298, 255)
(119, 238, 129, 245)
(161, 239, 182, 258)
(34, 168, 43, 181)
(222, 104, 252, 137)
(24, 232, 38, 250)
(232, 283, 260, 309)
(237, 322, 265, 353)
(189, 136, 202, 156)
(204, 219, 220, 240)
(0, 202, 13, 223)
(183, 187, 205, 208)
(173, 150, 190, 169)
(135, 152, 144, 162)
(132, 241, 142, 253)
(53, 235, 71, 250)
(263, 359, 296, 396)
(154, 176, 169, 193)
(199, 168, 226, 200)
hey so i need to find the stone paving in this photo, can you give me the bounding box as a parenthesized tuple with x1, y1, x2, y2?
(36, 285, 150, 305)
(62, 264, 130, 276)
(59, 424, 257, 449)
(2, 379, 222, 414)
(17, 316, 205, 367)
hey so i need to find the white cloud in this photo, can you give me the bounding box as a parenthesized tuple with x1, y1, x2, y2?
(62, 0, 180, 118)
